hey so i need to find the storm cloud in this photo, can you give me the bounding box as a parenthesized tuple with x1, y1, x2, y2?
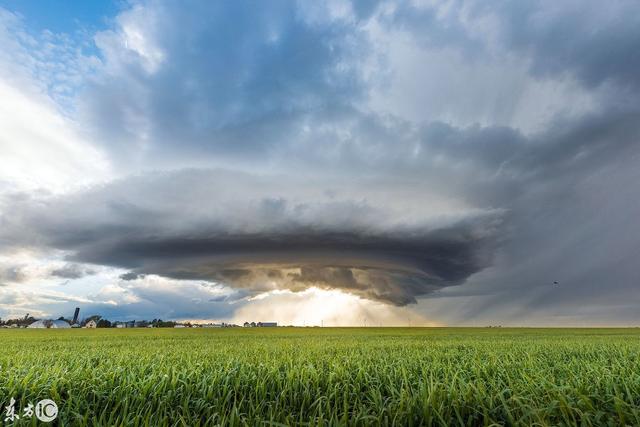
(1, 170, 502, 306)
(76, 226, 497, 306)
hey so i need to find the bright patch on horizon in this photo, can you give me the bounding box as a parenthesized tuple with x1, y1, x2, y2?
(234, 287, 438, 327)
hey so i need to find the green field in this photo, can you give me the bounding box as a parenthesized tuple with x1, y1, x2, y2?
(0, 328, 638, 426)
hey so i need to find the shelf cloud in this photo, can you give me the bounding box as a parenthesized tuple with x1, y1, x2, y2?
(1, 170, 502, 306)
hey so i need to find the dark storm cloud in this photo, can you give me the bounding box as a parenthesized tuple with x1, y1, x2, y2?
(0, 168, 502, 306)
(487, 0, 640, 90)
(387, 0, 640, 92)
(410, 107, 640, 321)
(75, 220, 498, 306)
(412, 107, 640, 207)
(119, 272, 142, 281)
(51, 263, 96, 279)
(3, 97, 639, 311)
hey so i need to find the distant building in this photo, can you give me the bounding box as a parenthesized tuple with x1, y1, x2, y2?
(258, 322, 277, 327)
(113, 321, 135, 328)
(244, 321, 278, 327)
(84, 320, 97, 328)
(202, 323, 223, 328)
(28, 319, 71, 329)
(174, 324, 186, 328)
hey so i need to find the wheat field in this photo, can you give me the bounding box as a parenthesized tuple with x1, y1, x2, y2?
(0, 328, 638, 426)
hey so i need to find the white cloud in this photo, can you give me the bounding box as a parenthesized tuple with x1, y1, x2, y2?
(0, 79, 110, 193)
(94, 4, 165, 75)
(0, 9, 110, 194)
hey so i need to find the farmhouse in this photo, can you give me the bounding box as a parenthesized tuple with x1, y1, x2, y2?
(258, 322, 277, 327)
(244, 321, 278, 327)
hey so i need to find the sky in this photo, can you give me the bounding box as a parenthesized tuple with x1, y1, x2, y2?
(0, 0, 639, 326)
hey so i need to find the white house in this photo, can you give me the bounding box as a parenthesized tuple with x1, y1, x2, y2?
(84, 319, 97, 328)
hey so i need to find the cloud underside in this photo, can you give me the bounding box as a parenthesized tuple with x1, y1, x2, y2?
(88, 227, 495, 305)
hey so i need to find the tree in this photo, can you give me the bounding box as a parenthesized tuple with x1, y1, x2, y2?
(96, 319, 112, 328)
(154, 319, 176, 328)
